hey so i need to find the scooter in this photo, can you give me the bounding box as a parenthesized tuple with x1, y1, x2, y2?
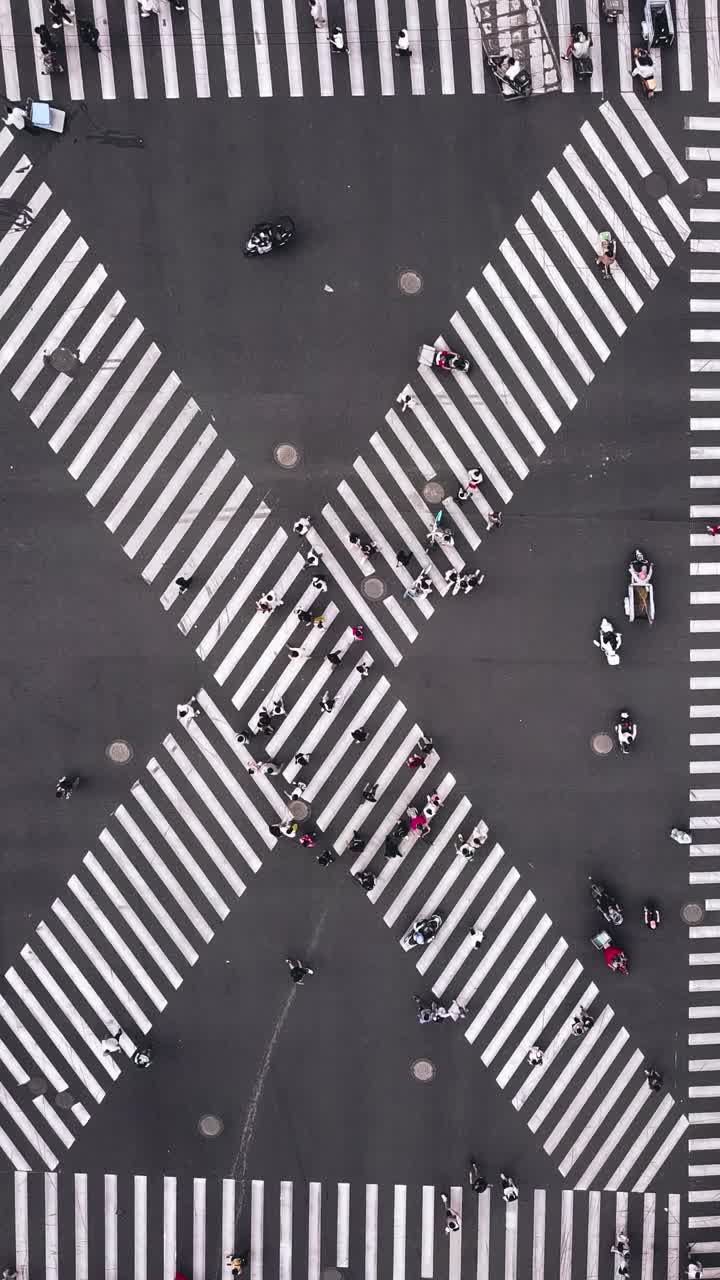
(643, 904, 661, 929)
(405, 913, 443, 948)
(418, 344, 471, 375)
(594, 618, 622, 666)
(487, 53, 532, 98)
(615, 710, 637, 755)
(589, 878, 624, 926)
(567, 25, 593, 77)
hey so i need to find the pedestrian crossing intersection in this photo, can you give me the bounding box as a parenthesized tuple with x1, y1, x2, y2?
(0, 0, 710, 100)
(0, 98, 695, 1178)
(0, 1172, 687, 1278)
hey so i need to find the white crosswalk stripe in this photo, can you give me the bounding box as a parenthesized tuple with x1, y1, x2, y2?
(0, 0, 711, 99)
(0, 1171, 686, 1276)
(0, 102, 694, 1174)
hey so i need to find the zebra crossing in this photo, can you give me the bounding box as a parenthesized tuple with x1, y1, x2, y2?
(0, 1172, 686, 1279)
(685, 112, 720, 1280)
(0, 0, 706, 101)
(0, 96, 696, 1177)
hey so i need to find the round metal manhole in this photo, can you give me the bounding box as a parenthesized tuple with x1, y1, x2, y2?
(55, 1090, 75, 1111)
(44, 345, 80, 375)
(273, 443, 301, 469)
(423, 481, 445, 504)
(682, 902, 705, 925)
(689, 176, 706, 201)
(27, 1077, 47, 1098)
(289, 799, 311, 822)
(399, 270, 423, 296)
(321, 1269, 345, 1280)
(198, 1113, 224, 1137)
(362, 576, 386, 601)
(644, 171, 668, 199)
(411, 1058, 436, 1083)
(106, 739, 133, 765)
(591, 732, 614, 756)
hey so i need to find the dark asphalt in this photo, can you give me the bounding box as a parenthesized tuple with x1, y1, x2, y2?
(0, 77, 695, 1204)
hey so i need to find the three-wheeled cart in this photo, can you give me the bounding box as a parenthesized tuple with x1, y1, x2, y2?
(27, 100, 66, 133)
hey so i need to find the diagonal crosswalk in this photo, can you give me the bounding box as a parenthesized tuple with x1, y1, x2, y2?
(684, 113, 720, 1280)
(0, 0, 708, 101)
(0, 97, 694, 1180)
(0, 1171, 687, 1279)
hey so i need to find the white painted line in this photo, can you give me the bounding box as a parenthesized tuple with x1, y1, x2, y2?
(280, 0, 303, 94)
(0, 0, 19, 99)
(692, 239, 720, 252)
(514, 214, 610, 362)
(531, 188, 626, 335)
(708, 4, 720, 104)
(624, 93, 688, 181)
(579, 123, 674, 266)
(157, 3, 179, 97)
(306, 530, 404, 665)
(281, 659, 379, 778)
(576, 1083, 650, 1190)
(560, 148, 654, 295)
(143, 450, 234, 582)
(132, 781, 229, 920)
(687, 116, 720, 129)
(527, 1006, 615, 1131)
(49, 318, 144, 452)
(338, 482, 433, 616)
(280, 1180, 293, 1280)
(465, 915, 553, 1044)
(496, 959, 583, 1090)
(178, 720, 274, 852)
(75, 1173, 89, 1280)
(605, 1094, 675, 1189)
(435, 0, 454, 92)
(483, 263, 578, 406)
(692, 208, 720, 221)
(105, 1174, 118, 1280)
(531, 1189, 545, 1280)
(163, 476, 252, 609)
(336, 1184, 350, 1270)
(451, 310, 546, 454)
(213, 554, 304, 685)
(365, 1184, 378, 1280)
(453, 367, 527, 479)
(361, 445, 460, 586)
(454, 890, 534, 1007)
(222, 1179, 235, 1261)
(466, 288, 562, 430)
(248, 603, 339, 729)
(308, 1183, 321, 1280)
(36, 921, 133, 1062)
(675, 0, 691, 88)
(383, 593, 419, 639)
(196, 687, 285, 819)
(0, 990, 67, 1092)
(336, 723, 426, 855)
(421, 1185, 434, 1278)
(322, 501, 372, 576)
(50, 898, 151, 1031)
(98, 829, 199, 964)
(386, 405, 435, 477)
(30, 290, 125, 428)
(482, 937, 567, 1064)
(505, 1199, 519, 1280)
(21, 942, 121, 1078)
(559, 1049, 643, 1174)
(251, 1181, 264, 1279)
(659, 195, 691, 240)
(123, 424, 216, 558)
(558, 1192, 572, 1280)
(0, 1084, 51, 1169)
(420, 358, 512, 502)
(344, 0, 364, 94)
(0, 210, 69, 326)
(599, 101, 651, 177)
(195, 523, 284, 656)
(0, 237, 89, 378)
(148, 754, 248, 893)
(428, 861, 517, 988)
(69, 343, 161, 478)
(68, 875, 168, 1009)
(314, 23, 333, 96)
(374, 0, 394, 93)
(218, 0, 241, 93)
(45, 1172, 59, 1280)
(632, 1115, 690, 1193)
(498, 239, 593, 385)
(383, 795, 472, 927)
(555, 0, 572, 91)
(315, 702, 406, 823)
(404, 0, 425, 93)
(123, 0, 148, 97)
(188, 0, 210, 96)
(249, 0, 272, 93)
(193, 1178, 205, 1280)
(356, 756, 441, 878)
(11, 260, 105, 403)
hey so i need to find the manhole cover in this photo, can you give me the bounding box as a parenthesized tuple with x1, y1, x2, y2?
(591, 732, 614, 756)
(423, 481, 445, 504)
(682, 902, 705, 925)
(27, 1077, 47, 1097)
(411, 1058, 436, 1082)
(55, 1091, 75, 1110)
(362, 576, 386, 601)
(399, 270, 423, 296)
(321, 1270, 345, 1280)
(273, 443, 301, 469)
(289, 799, 311, 822)
(44, 345, 80, 375)
(106, 739, 133, 764)
(644, 171, 668, 198)
(689, 176, 706, 200)
(198, 1113, 224, 1137)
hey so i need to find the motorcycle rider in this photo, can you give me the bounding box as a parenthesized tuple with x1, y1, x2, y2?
(247, 226, 273, 255)
(630, 548, 652, 583)
(670, 827, 692, 844)
(644, 903, 661, 930)
(616, 711, 637, 752)
(329, 24, 347, 52)
(406, 915, 442, 947)
(604, 944, 628, 973)
(562, 24, 592, 60)
(594, 617, 621, 664)
(632, 46, 656, 97)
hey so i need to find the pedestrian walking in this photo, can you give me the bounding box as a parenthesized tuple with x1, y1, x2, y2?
(500, 1173, 518, 1203)
(396, 548, 413, 568)
(571, 1007, 594, 1036)
(351, 624, 365, 641)
(384, 838, 403, 859)
(670, 826, 691, 844)
(78, 18, 100, 47)
(101, 1030, 122, 1055)
(269, 823, 282, 838)
(328, 650, 342, 666)
(308, 0, 325, 27)
(397, 391, 416, 412)
(329, 23, 347, 51)
(132, 1046, 152, 1068)
(688, 1253, 704, 1279)
(394, 26, 411, 54)
(406, 752, 426, 770)
(236, 730, 253, 745)
(485, 511, 503, 531)
(177, 698, 201, 724)
(409, 812, 428, 834)
(175, 574, 193, 594)
(645, 1066, 663, 1092)
(316, 850, 336, 867)
(2, 105, 27, 129)
(362, 782, 378, 802)
(49, 0, 73, 25)
(287, 782, 307, 800)
(351, 727, 368, 743)
(227, 1251, 249, 1276)
(415, 995, 437, 1024)
(293, 516, 312, 536)
(349, 831, 366, 852)
(3, 1268, 19, 1279)
(35, 23, 57, 50)
(423, 792, 441, 819)
(320, 690, 336, 713)
(294, 752, 310, 768)
(611, 1232, 630, 1259)
(311, 575, 327, 591)
(297, 608, 313, 625)
(257, 591, 282, 613)
(356, 662, 370, 679)
(457, 469, 483, 501)
(270, 698, 286, 718)
(617, 1266, 630, 1279)
(312, 615, 325, 629)
(354, 869, 376, 889)
(418, 736, 434, 756)
(707, 525, 720, 538)
(440, 1194, 460, 1233)
(255, 761, 281, 776)
(304, 546, 321, 567)
(349, 532, 376, 559)
(468, 1160, 490, 1193)
(287, 646, 304, 660)
(469, 926, 485, 948)
(456, 835, 475, 858)
(286, 957, 313, 984)
(280, 820, 298, 839)
(172, 0, 185, 9)
(299, 833, 317, 848)
(55, 774, 80, 799)
(527, 1045, 544, 1066)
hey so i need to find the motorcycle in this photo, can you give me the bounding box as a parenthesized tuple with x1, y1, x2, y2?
(405, 913, 443, 948)
(615, 710, 637, 755)
(589, 878, 624, 926)
(643, 903, 661, 929)
(486, 52, 532, 99)
(243, 216, 296, 258)
(632, 46, 656, 98)
(604, 943, 629, 974)
(566, 25, 593, 77)
(594, 617, 622, 666)
(670, 827, 691, 844)
(418, 344, 471, 375)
